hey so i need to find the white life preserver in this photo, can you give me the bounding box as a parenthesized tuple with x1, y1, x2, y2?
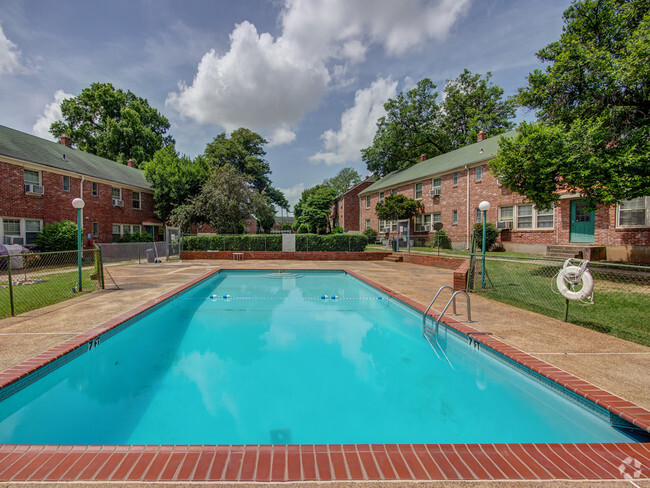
(556, 259, 594, 301)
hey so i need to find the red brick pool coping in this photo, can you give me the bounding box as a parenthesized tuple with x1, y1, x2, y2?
(0, 267, 648, 483)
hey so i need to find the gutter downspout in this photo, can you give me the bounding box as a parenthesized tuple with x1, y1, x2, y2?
(466, 165, 470, 249)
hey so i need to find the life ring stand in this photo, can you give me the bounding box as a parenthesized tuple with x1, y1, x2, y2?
(556, 259, 594, 301)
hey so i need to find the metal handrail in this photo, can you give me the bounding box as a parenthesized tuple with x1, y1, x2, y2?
(423, 288, 472, 340)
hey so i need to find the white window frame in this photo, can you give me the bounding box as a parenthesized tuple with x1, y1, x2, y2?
(1, 217, 43, 245)
(62, 175, 70, 192)
(378, 192, 384, 204)
(499, 204, 555, 230)
(415, 182, 422, 200)
(452, 209, 458, 225)
(112, 187, 122, 200)
(475, 165, 483, 182)
(415, 214, 432, 232)
(379, 219, 397, 233)
(132, 191, 141, 210)
(453, 172, 458, 186)
(617, 196, 649, 228)
(24, 169, 41, 185)
(432, 177, 442, 189)
(365, 195, 371, 209)
(365, 219, 371, 230)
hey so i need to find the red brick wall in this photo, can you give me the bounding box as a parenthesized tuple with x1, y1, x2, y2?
(331, 179, 375, 232)
(359, 163, 650, 248)
(0, 160, 158, 244)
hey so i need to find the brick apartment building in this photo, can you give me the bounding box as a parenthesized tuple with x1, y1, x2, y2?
(329, 176, 375, 232)
(359, 131, 650, 263)
(0, 125, 163, 247)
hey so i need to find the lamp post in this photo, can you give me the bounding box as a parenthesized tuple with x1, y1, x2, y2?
(479, 200, 491, 288)
(72, 198, 85, 292)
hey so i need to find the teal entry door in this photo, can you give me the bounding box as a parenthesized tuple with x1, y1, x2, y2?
(570, 200, 595, 243)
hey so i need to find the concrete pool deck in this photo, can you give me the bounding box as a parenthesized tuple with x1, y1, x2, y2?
(0, 258, 648, 486)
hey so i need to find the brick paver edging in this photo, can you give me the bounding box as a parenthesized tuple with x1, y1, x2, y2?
(0, 267, 648, 482)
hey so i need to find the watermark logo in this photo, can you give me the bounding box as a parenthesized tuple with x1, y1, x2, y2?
(618, 456, 642, 480)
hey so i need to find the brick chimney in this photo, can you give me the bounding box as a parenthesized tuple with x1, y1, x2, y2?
(127, 159, 135, 168)
(60, 134, 71, 147)
(477, 130, 487, 142)
(419, 154, 426, 162)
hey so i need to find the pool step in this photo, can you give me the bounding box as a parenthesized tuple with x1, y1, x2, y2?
(384, 253, 403, 262)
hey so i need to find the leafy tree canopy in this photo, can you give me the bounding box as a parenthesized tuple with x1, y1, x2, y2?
(50, 82, 174, 167)
(322, 167, 362, 196)
(143, 144, 210, 221)
(375, 194, 424, 222)
(492, 0, 650, 210)
(168, 164, 274, 234)
(362, 72, 516, 177)
(203, 128, 288, 210)
(294, 185, 337, 234)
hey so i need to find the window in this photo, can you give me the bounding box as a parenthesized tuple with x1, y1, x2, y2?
(379, 220, 397, 232)
(3, 219, 20, 239)
(24, 220, 41, 244)
(92, 182, 98, 196)
(432, 212, 442, 223)
(63, 175, 70, 192)
(112, 224, 121, 242)
(415, 214, 432, 232)
(517, 204, 533, 228)
(432, 177, 441, 189)
(365, 195, 371, 209)
(453, 172, 458, 186)
(365, 219, 371, 230)
(499, 206, 514, 223)
(452, 210, 458, 225)
(536, 208, 554, 228)
(112, 187, 122, 199)
(92, 222, 99, 237)
(379, 192, 384, 203)
(391, 189, 397, 196)
(475, 165, 482, 182)
(24, 169, 40, 185)
(415, 182, 422, 199)
(475, 208, 482, 223)
(132, 191, 141, 210)
(618, 197, 648, 227)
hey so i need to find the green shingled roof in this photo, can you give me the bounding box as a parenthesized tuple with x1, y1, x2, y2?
(0, 125, 152, 190)
(359, 130, 517, 196)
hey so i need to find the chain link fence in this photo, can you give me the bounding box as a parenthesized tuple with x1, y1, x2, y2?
(0, 248, 104, 319)
(98, 241, 180, 263)
(467, 254, 650, 346)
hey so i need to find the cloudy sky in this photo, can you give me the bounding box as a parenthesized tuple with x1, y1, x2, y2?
(0, 0, 571, 207)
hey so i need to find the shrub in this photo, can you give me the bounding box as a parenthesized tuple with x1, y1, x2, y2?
(363, 228, 378, 244)
(429, 229, 452, 249)
(182, 234, 367, 252)
(331, 226, 344, 234)
(473, 222, 500, 251)
(297, 223, 311, 234)
(35, 220, 80, 252)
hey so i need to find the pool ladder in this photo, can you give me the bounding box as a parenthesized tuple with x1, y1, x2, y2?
(422, 286, 472, 365)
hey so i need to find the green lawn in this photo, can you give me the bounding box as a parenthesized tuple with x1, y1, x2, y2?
(0, 268, 100, 319)
(473, 259, 650, 347)
(366, 243, 543, 259)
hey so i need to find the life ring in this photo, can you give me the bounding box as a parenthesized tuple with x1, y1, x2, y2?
(556, 259, 594, 301)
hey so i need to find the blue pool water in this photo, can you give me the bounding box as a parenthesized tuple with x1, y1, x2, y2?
(0, 270, 639, 444)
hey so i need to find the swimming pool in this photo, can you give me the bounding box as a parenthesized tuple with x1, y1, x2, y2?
(0, 269, 642, 446)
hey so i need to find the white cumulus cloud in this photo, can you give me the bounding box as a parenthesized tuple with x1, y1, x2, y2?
(0, 24, 21, 76)
(278, 182, 306, 208)
(32, 90, 74, 139)
(310, 77, 398, 165)
(167, 0, 470, 145)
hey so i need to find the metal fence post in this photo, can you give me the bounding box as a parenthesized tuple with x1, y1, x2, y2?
(7, 256, 15, 316)
(98, 247, 105, 289)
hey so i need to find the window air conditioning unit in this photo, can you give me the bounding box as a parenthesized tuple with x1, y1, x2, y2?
(496, 220, 513, 229)
(4, 236, 25, 245)
(24, 184, 44, 195)
(429, 188, 441, 196)
(112, 198, 124, 207)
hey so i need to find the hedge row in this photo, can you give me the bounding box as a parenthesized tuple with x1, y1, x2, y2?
(182, 234, 368, 252)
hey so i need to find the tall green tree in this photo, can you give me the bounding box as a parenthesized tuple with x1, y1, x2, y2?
(204, 128, 288, 209)
(492, 0, 650, 210)
(322, 167, 363, 196)
(168, 164, 273, 234)
(362, 72, 516, 177)
(294, 185, 337, 234)
(50, 82, 174, 166)
(442, 69, 516, 149)
(362, 79, 447, 177)
(142, 144, 210, 221)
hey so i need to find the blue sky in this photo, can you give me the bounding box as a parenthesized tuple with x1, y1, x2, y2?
(0, 0, 571, 207)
